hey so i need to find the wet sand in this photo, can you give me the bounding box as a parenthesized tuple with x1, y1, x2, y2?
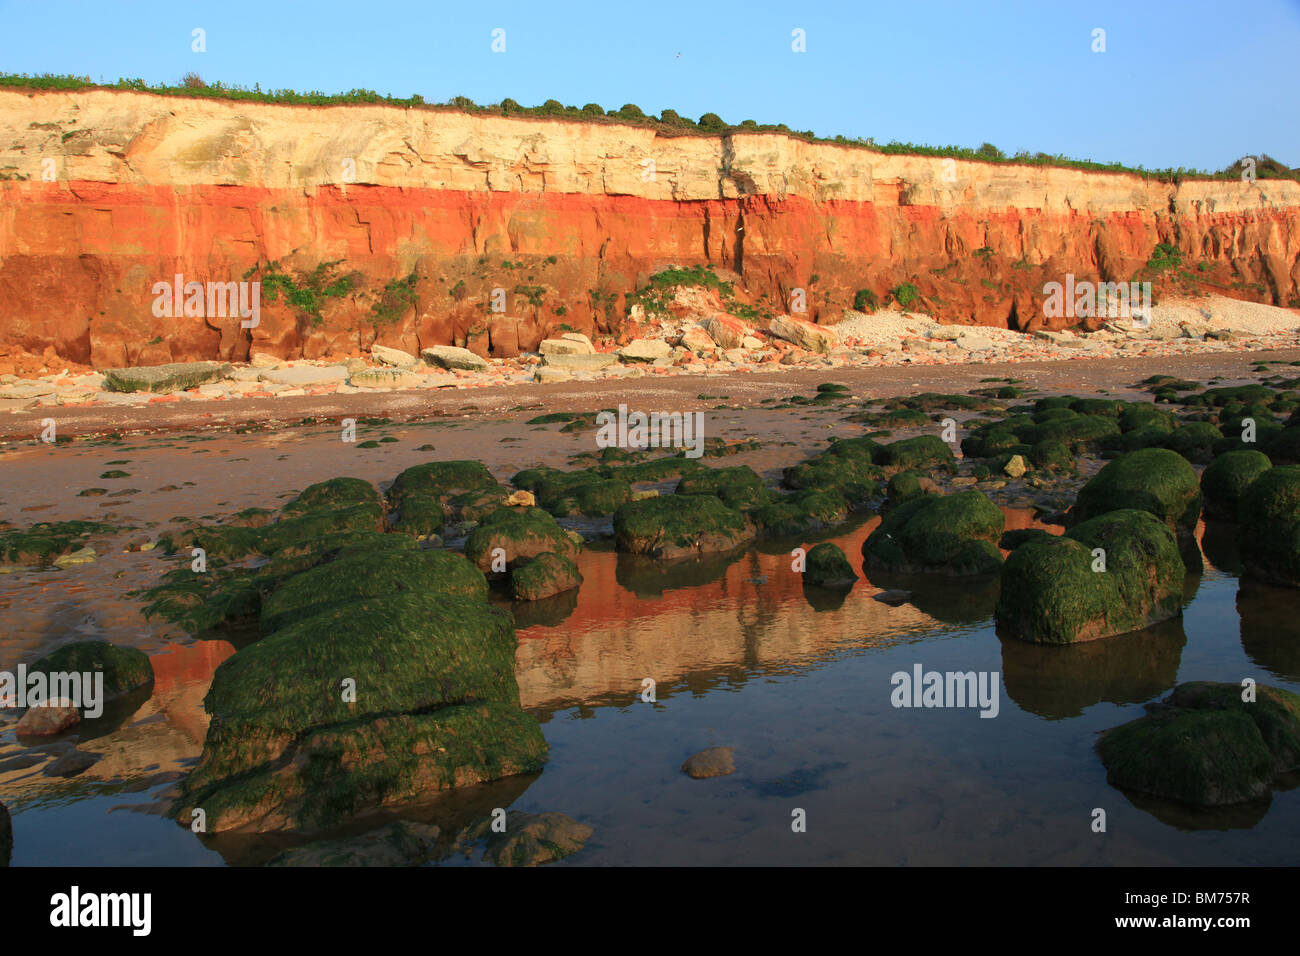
(5, 347, 1298, 442)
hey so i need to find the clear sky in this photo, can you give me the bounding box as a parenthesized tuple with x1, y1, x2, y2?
(2, 0, 1297, 172)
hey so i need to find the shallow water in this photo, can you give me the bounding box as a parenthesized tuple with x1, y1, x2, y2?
(2, 413, 1298, 866)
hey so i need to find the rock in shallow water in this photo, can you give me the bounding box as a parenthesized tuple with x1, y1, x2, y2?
(173, 589, 547, 833)
(862, 490, 1004, 576)
(996, 509, 1183, 644)
(511, 552, 582, 601)
(802, 542, 857, 589)
(1239, 465, 1300, 587)
(1098, 682, 1300, 806)
(682, 747, 736, 779)
(15, 701, 80, 736)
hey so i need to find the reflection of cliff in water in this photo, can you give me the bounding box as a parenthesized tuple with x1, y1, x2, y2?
(515, 509, 1059, 718)
(999, 617, 1187, 720)
(1200, 520, 1242, 575)
(0, 642, 234, 805)
(1238, 578, 1300, 682)
(514, 520, 937, 718)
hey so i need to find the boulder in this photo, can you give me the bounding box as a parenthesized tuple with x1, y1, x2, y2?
(675, 465, 769, 512)
(876, 435, 957, 474)
(862, 491, 1004, 576)
(464, 507, 581, 571)
(613, 495, 755, 560)
(421, 345, 489, 371)
(103, 361, 230, 394)
(540, 353, 617, 370)
(369, 345, 419, 368)
(1066, 448, 1202, 548)
(802, 542, 857, 589)
(679, 327, 716, 353)
(768, 315, 837, 353)
(703, 314, 751, 349)
(16, 700, 80, 736)
(681, 747, 736, 779)
(617, 339, 672, 363)
(1097, 682, 1300, 806)
(1239, 465, 1300, 587)
(1201, 450, 1272, 521)
(539, 336, 595, 356)
(349, 368, 422, 389)
(511, 552, 583, 601)
(173, 592, 547, 833)
(996, 509, 1183, 644)
(1003, 454, 1028, 478)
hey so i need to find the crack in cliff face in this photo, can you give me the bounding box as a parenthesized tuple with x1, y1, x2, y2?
(735, 204, 745, 277)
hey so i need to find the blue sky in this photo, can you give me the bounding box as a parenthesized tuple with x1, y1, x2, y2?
(2, 0, 1297, 171)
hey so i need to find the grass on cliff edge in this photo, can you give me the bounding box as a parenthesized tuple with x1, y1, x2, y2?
(4, 72, 1295, 184)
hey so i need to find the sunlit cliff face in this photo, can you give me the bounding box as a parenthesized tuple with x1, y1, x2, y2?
(2, 90, 1297, 368)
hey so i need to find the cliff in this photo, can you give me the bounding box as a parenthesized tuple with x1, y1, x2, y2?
(2, 89, 1298, 368)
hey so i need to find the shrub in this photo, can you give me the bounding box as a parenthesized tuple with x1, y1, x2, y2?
(892, 282, 920, 309)
(853, 289, 879, 312)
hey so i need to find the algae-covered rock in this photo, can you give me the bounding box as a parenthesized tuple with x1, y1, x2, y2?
(1200, 450, 1272, 521)
(885, 470, 941, 508)
(780, 438, 883, 505)
(182, 701, 547, 834)
(464, 507, 580, 571)
(1097, 682, 1300, 806)
(260, 549, 487, 633)
(676, 465, 769, 512)
(875, 435, 956, 474)
(176, 591, 546, 832)
(392, 493, 446, 538)
(0, 520, 117, 568)
(613, 494, 755, 560)
(802, 542, 857, 589)
(996, 509, 1183, 644)
(1029, 439, 1075, 473)
(1263, 425, 1300, 464)
(511, 552, 582, 601)
(1162, 421, 1222, 463)
(862, 491, 1004, 576)
(28, 641, 153, 701)
(388, 460, 498, 504)
(281, 477, 380, 516)
(1239, 465, 1300, 587)
(541, 477, 632, 517)
(1066, 448, 1202, 541)
(752, 490, 850, 536)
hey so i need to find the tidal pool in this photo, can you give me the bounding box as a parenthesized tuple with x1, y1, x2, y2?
(1, 409, 1297, 866)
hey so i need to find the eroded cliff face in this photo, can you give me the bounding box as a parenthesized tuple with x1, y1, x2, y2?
(2, 89, 1298, 367)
